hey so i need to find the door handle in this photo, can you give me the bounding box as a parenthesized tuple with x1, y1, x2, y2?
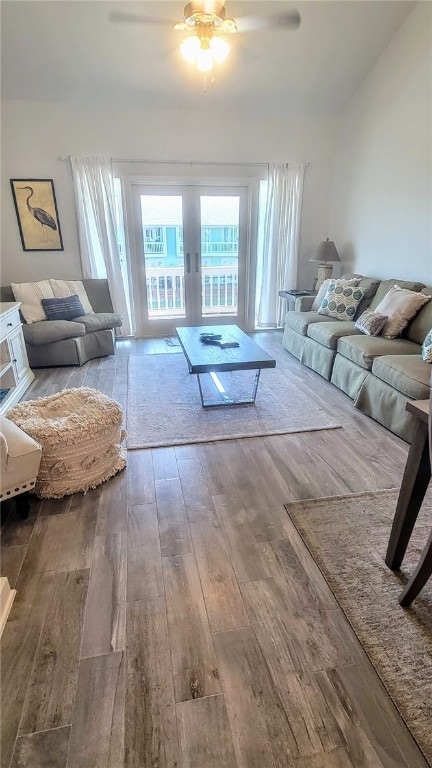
(186, 252, 191, 273)
(195, 252, 200, 273)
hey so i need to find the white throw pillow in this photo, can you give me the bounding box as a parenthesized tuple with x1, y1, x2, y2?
(11, 280, 54, 323)
(50, 279, 94, 315)
(374, 285, 430, 339)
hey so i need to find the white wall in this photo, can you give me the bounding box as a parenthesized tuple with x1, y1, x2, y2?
(1, 100, 337, 289)
(330, 2, 432, 284)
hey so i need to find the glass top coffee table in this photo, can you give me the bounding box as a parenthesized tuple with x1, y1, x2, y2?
(176, 325, 276, 407)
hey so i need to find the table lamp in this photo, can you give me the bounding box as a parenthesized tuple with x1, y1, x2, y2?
(310, 238, 340, 289)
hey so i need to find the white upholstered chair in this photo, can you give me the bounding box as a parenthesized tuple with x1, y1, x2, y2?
(0, 415, 42, 518)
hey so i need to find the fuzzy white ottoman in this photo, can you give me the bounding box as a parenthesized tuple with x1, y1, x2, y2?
(7, 387, 126, 498)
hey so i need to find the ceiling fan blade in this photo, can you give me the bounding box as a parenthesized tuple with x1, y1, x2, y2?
(234, 10, 301, 33)
(109, 11, 175, 26)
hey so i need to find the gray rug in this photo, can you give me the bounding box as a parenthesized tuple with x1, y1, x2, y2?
(285, 489, 432, 765)
(127, 354, 341, 449)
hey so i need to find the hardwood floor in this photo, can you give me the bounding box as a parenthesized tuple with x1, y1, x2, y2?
(1, 332, 429, 768)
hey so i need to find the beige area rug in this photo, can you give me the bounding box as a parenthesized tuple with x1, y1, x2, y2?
(285, 489, 432, 765)
(126, 354, 341, 449)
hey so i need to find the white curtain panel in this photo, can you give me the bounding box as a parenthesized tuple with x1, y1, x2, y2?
(257, 162, 306, 328)
(70, 156, 132, 336)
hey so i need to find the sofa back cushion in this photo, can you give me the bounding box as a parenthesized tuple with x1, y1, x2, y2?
(0, 286, 14, 303)
(82, 279, 114, 314)
(406, 288, 432, 344)
(368, 279, 425, 310)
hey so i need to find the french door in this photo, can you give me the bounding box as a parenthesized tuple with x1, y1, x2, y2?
(131, 184, 249, 336)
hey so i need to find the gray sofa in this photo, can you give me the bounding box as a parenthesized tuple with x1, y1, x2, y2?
(0, 279, 122, 367)
(282, 274, 432, 442)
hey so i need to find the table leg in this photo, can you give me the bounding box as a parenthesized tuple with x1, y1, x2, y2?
(385, 421, 431, 570)
(399, 528, 432, 607)
(196, 369, 262, 408)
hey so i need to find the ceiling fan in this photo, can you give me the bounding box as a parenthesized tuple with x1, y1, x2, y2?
(110, 1, 301, 73)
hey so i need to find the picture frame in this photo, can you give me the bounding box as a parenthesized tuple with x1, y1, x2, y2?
(10, 178, 64, 251)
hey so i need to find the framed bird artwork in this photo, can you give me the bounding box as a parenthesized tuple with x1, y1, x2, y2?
(10, 179, 64, 251)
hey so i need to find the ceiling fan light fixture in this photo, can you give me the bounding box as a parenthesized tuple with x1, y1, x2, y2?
(180, 34, 201, 63)
(196, 46, 214, 72)
(209, 35, 230, 63)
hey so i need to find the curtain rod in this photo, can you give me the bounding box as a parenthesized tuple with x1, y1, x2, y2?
(58, 155, 310, 169)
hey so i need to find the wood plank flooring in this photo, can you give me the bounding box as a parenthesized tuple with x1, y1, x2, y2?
(1, 332, 429, 768)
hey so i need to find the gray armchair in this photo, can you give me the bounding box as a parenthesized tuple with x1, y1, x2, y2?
(0, 279, 122, 367)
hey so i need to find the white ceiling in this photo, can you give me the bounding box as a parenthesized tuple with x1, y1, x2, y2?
(1, 0, 415, 114)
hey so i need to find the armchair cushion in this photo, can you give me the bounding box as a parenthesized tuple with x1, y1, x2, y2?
(73, 312, 122, 333)
(23, 320, 86, 346)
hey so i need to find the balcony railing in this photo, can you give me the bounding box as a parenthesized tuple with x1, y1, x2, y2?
(144, 242, 165, 254)
(202, 242, 238, 253)
(145, 266, 238, 317)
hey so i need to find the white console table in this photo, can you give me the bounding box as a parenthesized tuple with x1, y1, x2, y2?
(0, 302, 34, 414)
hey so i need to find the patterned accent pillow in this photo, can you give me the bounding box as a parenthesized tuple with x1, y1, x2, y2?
(354, 308, 388, 336)
(50, 279, 94, 314)
(317, 280, 365, 321)
(41, 295, 85, 321)
(422, 329, 432, 363)
(11, 280, 55, 323)
(311, 278, 359, 312)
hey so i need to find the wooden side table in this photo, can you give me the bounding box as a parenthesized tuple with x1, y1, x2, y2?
(385, 399, 431, 605)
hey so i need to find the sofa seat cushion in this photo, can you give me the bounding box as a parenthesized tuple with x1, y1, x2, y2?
(23, 320, 86, 346)
(284, 311, 331, 337)
(73, 313, 122, 333)
(337, 335, 421, 370)
(307, 321, 361, 350)
(371, 355, 431, 400)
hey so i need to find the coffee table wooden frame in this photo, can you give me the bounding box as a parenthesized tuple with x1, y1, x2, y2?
(176, 325, 276, 408)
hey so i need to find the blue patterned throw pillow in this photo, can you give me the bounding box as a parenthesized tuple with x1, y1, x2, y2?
(41, 295, 85, 321)
(422, 329, 432, 363)
(317, 280, 365, 321)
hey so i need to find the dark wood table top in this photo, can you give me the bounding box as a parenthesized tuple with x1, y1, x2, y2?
(176, 325, 276, 374)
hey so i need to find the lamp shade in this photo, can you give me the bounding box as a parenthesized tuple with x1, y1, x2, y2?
(310, 238, 340, 263)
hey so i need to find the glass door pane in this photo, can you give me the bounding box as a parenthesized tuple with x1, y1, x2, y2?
(140, 194, 186, 320)
(199, 195, 240, 319)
